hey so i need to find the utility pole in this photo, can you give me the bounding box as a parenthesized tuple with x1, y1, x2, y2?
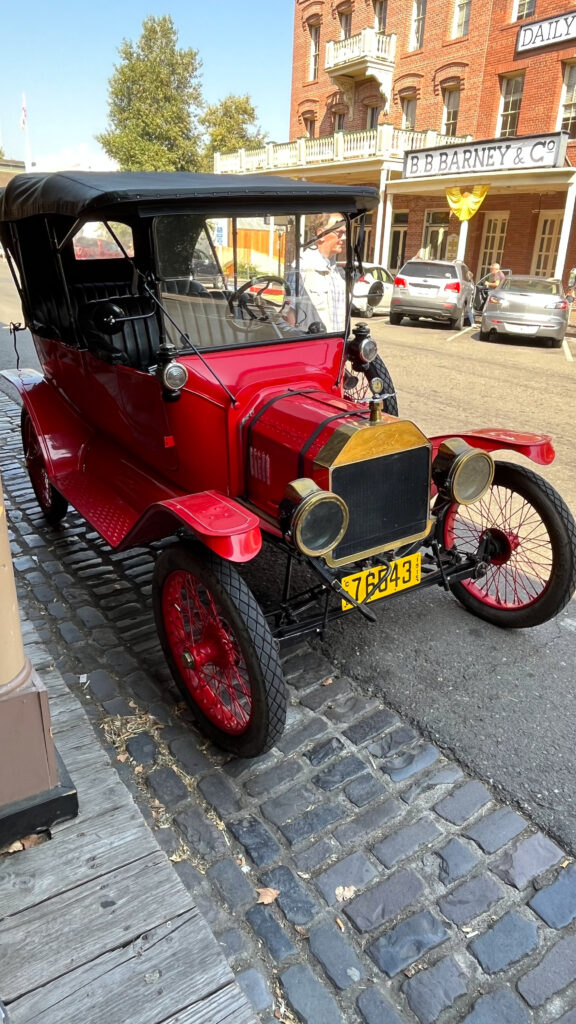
(0, 469, 77, 846)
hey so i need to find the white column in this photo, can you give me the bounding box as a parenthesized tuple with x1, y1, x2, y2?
(456, 219, 469, 261)
(380, 190, 394, 268)
(554, 180, 576, 280)
(372, 168, 388, 264)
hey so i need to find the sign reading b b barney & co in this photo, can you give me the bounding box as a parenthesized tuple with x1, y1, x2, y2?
(403, 133, 568, 180)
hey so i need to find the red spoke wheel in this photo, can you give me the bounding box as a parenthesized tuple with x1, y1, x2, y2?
(153, 543, 286, 757)
(21, 409, 68, 524)
(442, 462, 576, 628)
(343, 355, 398, 415)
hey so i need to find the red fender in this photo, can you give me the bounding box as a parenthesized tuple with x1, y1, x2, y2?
(430, 429, 555, 466)
(120, 492, 262, 560)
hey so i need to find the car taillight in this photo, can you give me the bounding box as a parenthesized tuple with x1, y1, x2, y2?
(487, 295, 499, 305)
(556, 300, 568, 310)
(358, 275, 367, 283)
(394, 276, 407, 287)
(444, 281, 460, 293)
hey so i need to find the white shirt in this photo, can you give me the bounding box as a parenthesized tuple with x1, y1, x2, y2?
(287, 246, 347, 332)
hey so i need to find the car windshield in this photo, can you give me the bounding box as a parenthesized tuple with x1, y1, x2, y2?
(502, 278, 560, 295)
(153, 211, 348, 351)
(401, 262, 457, 279)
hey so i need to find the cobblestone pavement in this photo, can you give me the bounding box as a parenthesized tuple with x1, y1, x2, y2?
(2, 389, 576, 1023)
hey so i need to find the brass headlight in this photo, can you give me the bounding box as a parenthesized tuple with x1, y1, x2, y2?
(280, 479, 349, 557)
(433, 439, 494, 505)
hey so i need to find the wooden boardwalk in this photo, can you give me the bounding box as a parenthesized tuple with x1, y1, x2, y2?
(0, 628, 257, 1024)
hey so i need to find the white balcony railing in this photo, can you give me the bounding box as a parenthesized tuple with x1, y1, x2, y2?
(325, 28, 396, 72)
(214, 126, 471, 175)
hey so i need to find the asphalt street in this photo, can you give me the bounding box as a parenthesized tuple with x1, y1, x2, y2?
(1, 264, 576, 854)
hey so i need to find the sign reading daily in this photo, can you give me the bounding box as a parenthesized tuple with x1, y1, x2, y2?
(517, 10, 576, 52)
(404, 133, 567, 179)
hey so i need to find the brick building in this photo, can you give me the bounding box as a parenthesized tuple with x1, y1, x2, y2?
(216, 1, 576, 284)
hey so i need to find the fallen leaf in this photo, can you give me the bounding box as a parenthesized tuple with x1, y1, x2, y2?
(294, 925, 308, 936)
(335, 917, 345, 931)
(335, 884, 357, 901)
(21, 834, 46, 849)
(6, 840, 24, 853)
(321, 677, 334, 686)
(562, 859, 571, 867)
(256, 887, 280, 905)
(116, 752, 129, 763)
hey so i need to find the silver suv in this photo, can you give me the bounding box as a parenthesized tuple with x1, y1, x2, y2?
(390, 259, 475, 329)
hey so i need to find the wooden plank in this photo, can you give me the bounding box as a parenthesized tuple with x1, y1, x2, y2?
(1, 802, 159, 916)
(1, 851, 193, 1001)
(50, 722, 111, 773)
(7, 911, 254, 1024)
(53, 761, 133, 820)
(162, 984, 257, 1024)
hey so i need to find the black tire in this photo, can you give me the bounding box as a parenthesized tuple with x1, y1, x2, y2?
(409, 316, 420, 322)
(389, 311, 402, 326)
(21, 409, 68, 524)
(547, 337, 563, 349)
(441, 462, 576, 628)
(344, 354, 399, 415)
(153, 543, 286, 756)
(479, 328, 490, 341)
(450, 310, 464, 330)
(362, 304, 374, 318)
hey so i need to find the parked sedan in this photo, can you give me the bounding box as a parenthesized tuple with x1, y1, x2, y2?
(338, 263, 394, 317)
(480, 275, 569, 347)
(390, 259, 475, 329)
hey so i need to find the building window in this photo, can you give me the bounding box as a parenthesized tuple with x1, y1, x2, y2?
(389, 211, 408, 270)
(409, 0, 426, 51)
(303, 116, 316, 138)
(374, 0, 387, 32)
(339, 10, 352, 39)
(531, 211, 562, 277)
(561, 64, 576, 139)
(478, 213, 508, 278)
(498, 75, 524, 137)
(308, 22, 320, 81)
(401, 93, 417, 130)
(442, 87, 460, 135)
(366, 106, 379, 130)
(513, 0, 536, 20)
(334, 111, 346, 131)
(422, 210, 450, 260)
(452, 0, 471, 38)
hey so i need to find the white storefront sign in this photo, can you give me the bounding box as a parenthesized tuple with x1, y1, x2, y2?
(404, 133, 567, 179)
(517, 11, 576, 52)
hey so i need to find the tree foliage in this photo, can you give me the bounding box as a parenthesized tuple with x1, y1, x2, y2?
(200, 95, 267, 171)
(98, 17, 267, 173)
(97, 15, 203, 171)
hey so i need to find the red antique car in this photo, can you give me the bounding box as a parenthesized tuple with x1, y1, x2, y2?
(1, 171, 575, 757)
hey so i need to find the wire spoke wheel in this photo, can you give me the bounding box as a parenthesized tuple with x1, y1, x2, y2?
(442, 462, 576, 627)
(153, 543, 286, 756)
(21, 408, 68, 524)
(343, 354, 398, 415)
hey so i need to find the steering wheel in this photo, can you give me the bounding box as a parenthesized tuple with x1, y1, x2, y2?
(227, 275, 291, 332)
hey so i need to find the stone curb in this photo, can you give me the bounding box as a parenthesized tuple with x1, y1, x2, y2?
(2, 391, 576, 1023)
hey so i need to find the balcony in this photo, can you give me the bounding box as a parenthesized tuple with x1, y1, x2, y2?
(325, 29, 396, 101)
(214, 126, 470, 176)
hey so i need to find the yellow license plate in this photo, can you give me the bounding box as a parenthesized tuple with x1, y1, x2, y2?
(341, 553, 421, 611)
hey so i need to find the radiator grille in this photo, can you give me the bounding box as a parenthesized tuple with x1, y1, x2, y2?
(331, 446, 431, 562)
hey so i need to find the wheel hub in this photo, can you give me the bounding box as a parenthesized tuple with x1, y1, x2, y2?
(481, 527, 517, 566)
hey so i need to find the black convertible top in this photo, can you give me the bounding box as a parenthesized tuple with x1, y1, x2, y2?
(0, 170, 380, 221)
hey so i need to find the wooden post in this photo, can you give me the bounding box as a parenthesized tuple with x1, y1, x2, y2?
(0, 468, 77, 843)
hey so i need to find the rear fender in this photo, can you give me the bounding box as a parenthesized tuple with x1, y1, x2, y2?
(1, 368, 88, 477)
(121, 490, 262, 562)
(430, 429, 555, 466)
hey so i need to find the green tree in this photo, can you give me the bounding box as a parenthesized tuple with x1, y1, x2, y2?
(200, 94, 267, 171)
(97, 15, 203, 171)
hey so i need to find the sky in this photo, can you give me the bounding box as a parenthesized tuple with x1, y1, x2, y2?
(0, 0, 295, 170)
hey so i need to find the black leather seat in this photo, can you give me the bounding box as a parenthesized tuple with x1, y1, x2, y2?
(72, 283, 160, 370)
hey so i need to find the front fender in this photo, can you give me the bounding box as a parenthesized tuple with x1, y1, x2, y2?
(430, 429, 555, 466)
(121, 490, 262, 562)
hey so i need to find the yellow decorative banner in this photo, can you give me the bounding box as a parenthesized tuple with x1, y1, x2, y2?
(445, 184, 490, 222)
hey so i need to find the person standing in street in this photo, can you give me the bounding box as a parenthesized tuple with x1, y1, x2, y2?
(286, 213, 347, 332)
(486, 262, 506, 290)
